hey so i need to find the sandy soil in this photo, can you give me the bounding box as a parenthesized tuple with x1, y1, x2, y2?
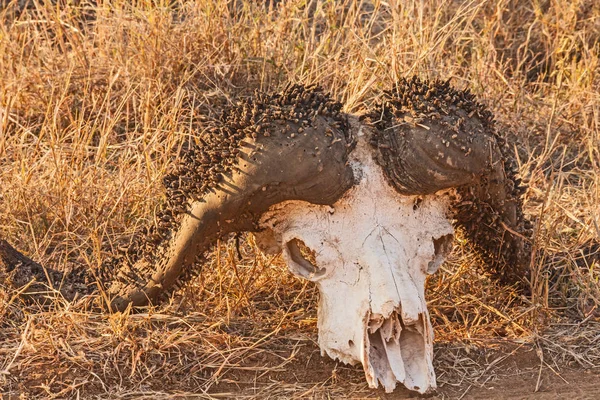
(209, 342, 600, 399)
(453, 370, 600, 400)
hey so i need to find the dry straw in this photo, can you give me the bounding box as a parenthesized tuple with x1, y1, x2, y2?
(1, 0, 599, 398)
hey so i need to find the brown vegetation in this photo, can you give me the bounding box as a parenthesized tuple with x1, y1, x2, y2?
(1, 0, 599, 398)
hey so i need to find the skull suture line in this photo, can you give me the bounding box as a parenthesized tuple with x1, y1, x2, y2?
(257, 127, 454, 393)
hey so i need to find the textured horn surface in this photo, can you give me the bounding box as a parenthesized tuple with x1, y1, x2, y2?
(104, 84, 356, 311)
(364, 76, 531, 284)
(363, 76, 498, 195)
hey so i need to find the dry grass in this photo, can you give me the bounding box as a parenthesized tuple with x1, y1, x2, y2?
(0, 0, 599, 398)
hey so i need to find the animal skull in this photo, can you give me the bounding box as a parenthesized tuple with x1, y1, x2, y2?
(2, 79, 529, 395)
(257, 128, 454, 393)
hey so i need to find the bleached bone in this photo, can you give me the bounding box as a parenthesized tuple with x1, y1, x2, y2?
(258, 128, 454, 393)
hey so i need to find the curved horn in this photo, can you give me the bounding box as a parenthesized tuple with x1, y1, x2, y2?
(364, 76, 530, 284)
(105, 85, 356, 311)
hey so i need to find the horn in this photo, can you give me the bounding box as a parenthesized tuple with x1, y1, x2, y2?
(104, 84, 356, 311)
(364, 76, 531, 284)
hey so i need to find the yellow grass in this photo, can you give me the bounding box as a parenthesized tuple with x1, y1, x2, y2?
(0, 0, 599, 398)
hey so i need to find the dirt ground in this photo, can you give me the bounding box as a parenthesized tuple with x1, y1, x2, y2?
(204, 340, 600, 399)
(431, 352, 599, 400)
(453, 370, 600, 400)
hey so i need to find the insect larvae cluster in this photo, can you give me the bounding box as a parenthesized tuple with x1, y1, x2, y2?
(362, 75, 531, 284)
(454, 132, 532, 283)
(101, 84, 350, 294)
(369, 76, 496, 159)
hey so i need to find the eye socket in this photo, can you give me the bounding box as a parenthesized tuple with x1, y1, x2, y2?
(284, 239, 326, 281)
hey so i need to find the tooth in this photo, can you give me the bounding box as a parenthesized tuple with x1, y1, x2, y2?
(367, 330, 398, 392)
(380, 313, 401, 342)
(398, 315, 434, 393)
(368, 313, 384, 333)
(380, 326, 406, 383)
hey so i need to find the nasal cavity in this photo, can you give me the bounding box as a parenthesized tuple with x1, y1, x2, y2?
(284, 239, 326, 281)
(427, 234, 454, 274)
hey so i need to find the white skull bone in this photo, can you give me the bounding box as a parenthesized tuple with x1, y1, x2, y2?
(257, 127, 455, 394)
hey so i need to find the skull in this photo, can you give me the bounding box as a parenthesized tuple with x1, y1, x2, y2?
(2, 81, 528, 395)
(257, 129, 455, 393)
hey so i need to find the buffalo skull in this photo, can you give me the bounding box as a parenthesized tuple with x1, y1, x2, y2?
(256, 127, 454, 392)
(1, 78, 528, 394)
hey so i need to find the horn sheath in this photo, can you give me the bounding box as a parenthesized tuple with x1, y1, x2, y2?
(364, 77, 531, 284)
(364, 77, 499, 195)
(0, 85, 355, 310)
(104, 85, 356, 311)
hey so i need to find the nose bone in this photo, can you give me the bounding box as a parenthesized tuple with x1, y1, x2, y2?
(353, 231, 444, 393)
(364, 309, 433, 393)
(361, 231, 427, 323)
